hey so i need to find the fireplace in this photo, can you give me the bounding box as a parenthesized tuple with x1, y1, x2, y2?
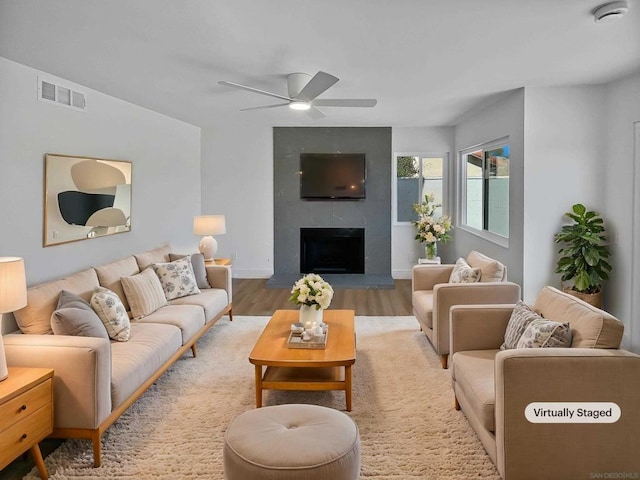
(300, 228, 365, 274)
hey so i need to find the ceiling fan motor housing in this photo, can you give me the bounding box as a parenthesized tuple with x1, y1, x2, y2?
(287, 72, 312, 99)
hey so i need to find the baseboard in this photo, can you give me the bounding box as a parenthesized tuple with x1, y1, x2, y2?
(231, 268, 272, 279)
(392, 269, 413, 280)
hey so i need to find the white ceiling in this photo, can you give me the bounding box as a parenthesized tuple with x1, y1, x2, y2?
(1, 0, 639, 129)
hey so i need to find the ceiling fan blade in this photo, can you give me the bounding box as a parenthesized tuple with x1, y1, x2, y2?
(312, 99, 377, 108)
(306, 106, 326, 120)
(296, 71, 339, 101)
(218, 80, 293, 102)
(240, 103, 290, 111)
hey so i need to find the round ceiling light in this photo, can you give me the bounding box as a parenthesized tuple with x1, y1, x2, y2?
(289, 101, 311, 111)
(593, 1, 629, 23)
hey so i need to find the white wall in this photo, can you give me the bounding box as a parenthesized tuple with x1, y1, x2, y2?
(602, 71, 640, 352)
(0, 57, 202, 286)
(453, 89, 526, 289)
(391, 127, 454, 278)
(522, 86, 605, 303)
(200, 123, 273, 278)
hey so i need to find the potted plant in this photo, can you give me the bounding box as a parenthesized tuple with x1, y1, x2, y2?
(554, 203, 612, 307)
(412, 193, 452, 259)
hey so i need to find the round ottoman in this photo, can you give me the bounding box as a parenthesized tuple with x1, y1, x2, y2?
(223, 404, 360, 480)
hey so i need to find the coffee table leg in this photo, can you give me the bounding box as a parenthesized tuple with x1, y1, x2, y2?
(254, 365, 263, 408)
(345, 365, 352, 412)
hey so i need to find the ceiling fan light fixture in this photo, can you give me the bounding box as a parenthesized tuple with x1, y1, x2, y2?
(593, 1, 629, 23)
(289, 101, 311, 111)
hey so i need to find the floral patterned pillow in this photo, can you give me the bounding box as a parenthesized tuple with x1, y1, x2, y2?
(501, 301, 540, 350)
(448, 257, 482, 283)
(152, 257, 201, 300)
(516, 319, 572, 348)
(90, 286, 130, 341)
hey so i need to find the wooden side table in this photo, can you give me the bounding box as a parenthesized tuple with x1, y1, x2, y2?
(206, 258, 231, 266)
(0, 367, 54, 480)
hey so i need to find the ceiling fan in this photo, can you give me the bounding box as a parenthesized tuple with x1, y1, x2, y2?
(218, 71, 377, 119)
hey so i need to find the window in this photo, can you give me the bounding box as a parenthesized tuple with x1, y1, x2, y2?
(459, 139, 510, 240)
(394, 153, 448, 224)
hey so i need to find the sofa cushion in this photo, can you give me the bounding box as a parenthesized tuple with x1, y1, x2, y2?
(14, 268, 100, 335)
(451, 350, 498, 432)
(534, 286, 624, 348)
(121, 268, 168, 320)
(412, 290, 434, 329)
(134, 244, 171, 270)
(501, 301, 540, 350)
(516, 319, 572, 348)
(467, 251, 506, 282)
(135, 304, 205, 345)
(94, 256, 140, 312)
(151, 257, 201, 300)
(169, 288, 228, 324)
(449, 258, 481, 284)
(110, 322, 182, 409)
(50, 290, 109, 339)
(169, 253, 211, 289)
(90, 287, 131, 341)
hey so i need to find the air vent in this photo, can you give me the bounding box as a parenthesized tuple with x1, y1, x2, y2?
(38, 76, 86, 111)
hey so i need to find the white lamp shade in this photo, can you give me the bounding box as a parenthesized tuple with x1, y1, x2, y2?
(193, 215, 226, 236)
(0, 257, 27, 382)
(0, 257, 27, 313)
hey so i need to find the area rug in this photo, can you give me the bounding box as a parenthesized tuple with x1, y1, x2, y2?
(24, 316, 500, 479)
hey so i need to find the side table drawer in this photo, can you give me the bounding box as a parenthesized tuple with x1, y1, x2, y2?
(0, 379, 52, 433)
(0, 404, 53, 470)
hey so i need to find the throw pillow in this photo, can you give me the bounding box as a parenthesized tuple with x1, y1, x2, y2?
(121, 268, 168, 320)
(50, 290, 109, 339)
(449, 257, 482, 284)
(516, 319, 572, 348)
(152, 257, 201, 300)
(169, 252, 211, 289)
(501, 301, 541, 350)
(90, 286, 131, 342)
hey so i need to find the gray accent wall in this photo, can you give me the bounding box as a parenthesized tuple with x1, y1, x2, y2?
(273, 127, 392, 276)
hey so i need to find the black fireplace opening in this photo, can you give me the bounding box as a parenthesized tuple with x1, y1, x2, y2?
(300, 228, 365, 274)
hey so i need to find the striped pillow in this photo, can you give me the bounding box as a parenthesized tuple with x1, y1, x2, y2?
(121, 268, 168, 320)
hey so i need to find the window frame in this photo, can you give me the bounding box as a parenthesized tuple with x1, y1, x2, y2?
(457, 137, 510, 247)
(392, 152, 449, 226)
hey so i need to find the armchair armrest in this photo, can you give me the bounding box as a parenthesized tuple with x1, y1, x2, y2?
(495, 348, 640, 479)
(411, 264, 454, 291)
(450, 304, 515, 355)
(205, 265, 232, 303)
(3, 333, 112, 430)
(432, 282, 521, 356)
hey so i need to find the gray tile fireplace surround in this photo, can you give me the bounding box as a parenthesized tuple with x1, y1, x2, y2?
(269, 127, 393, 290)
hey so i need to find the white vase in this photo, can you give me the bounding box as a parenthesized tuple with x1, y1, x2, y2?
(300, 304, 323, 330)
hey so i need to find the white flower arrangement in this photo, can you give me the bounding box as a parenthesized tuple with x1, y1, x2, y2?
(289, 273, 334, 310)
(412, 193, 453, 244)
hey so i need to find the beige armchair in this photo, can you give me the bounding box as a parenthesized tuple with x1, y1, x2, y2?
(449, 287, 640, 479)
(412, 251, 521, 368)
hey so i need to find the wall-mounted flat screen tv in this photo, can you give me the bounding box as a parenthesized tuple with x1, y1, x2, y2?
(300, 153, 366, 199)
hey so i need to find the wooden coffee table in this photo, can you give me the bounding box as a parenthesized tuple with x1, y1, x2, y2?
(249, 309, 356, 411)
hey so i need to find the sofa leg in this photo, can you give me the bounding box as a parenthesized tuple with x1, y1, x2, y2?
(92, 431, 102, 467)
(228, 309, 233, 321)
(454, 396, 460, 411)
(191, 344, 198, 358)
(440, 354, 448, 369)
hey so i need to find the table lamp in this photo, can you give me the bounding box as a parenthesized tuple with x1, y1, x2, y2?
(0, 257, 27, 381)
(193, 215, 226, 261)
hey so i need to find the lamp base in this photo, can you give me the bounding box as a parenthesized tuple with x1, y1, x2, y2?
(199, 236, 218, 262)
(0, 337, 8, 381)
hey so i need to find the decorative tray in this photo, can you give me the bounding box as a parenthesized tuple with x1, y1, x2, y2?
(287, 325, 328, 349)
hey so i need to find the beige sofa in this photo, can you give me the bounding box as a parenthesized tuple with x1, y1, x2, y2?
(412, 251, 521, 368)
(450, 286, 640, 480)
(3, 245, 232, 467)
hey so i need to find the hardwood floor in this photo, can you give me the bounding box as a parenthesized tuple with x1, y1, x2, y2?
(231, 278, 413, 316)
